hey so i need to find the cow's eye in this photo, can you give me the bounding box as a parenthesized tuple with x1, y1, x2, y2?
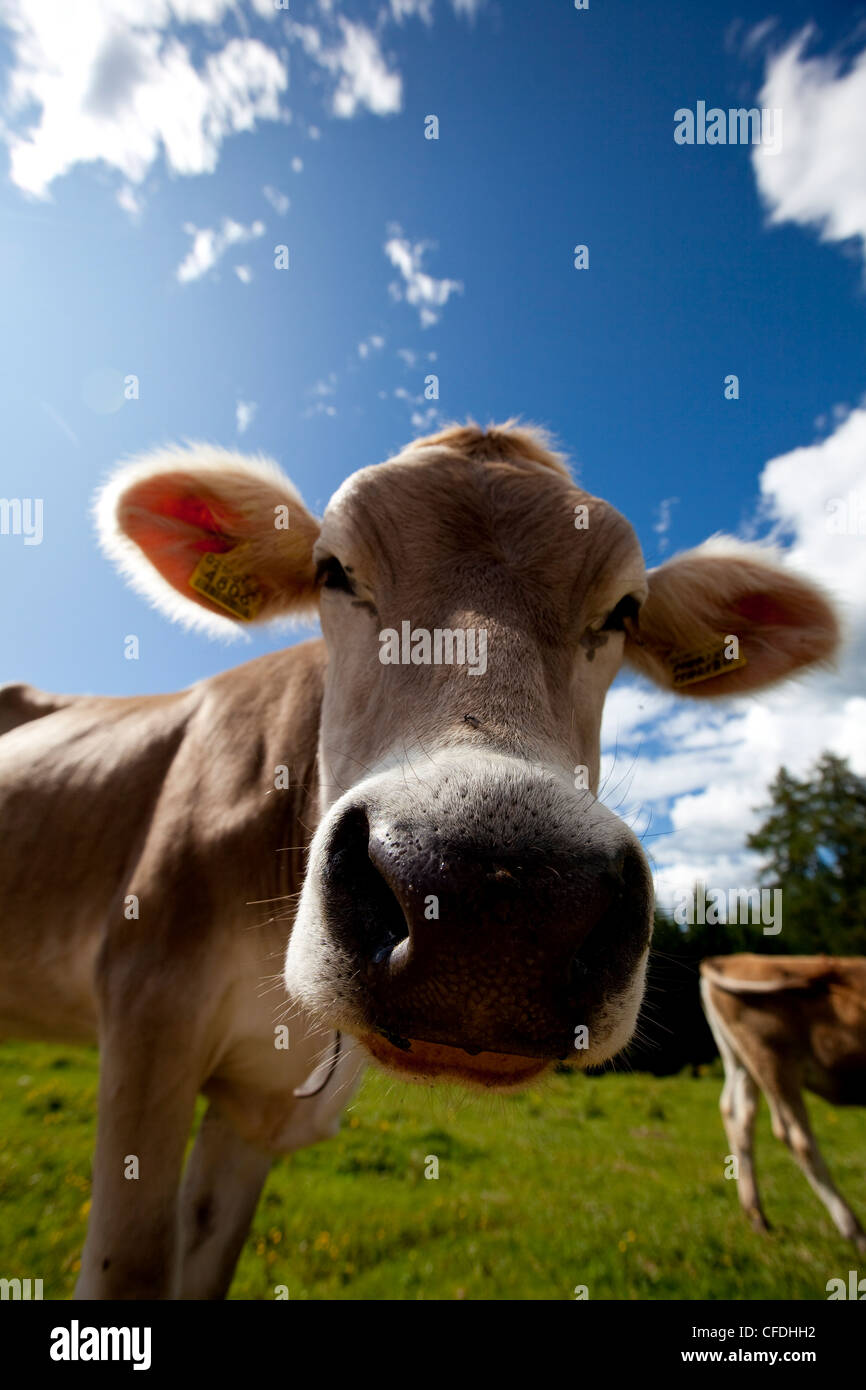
(600, 595, 641, 632)
(316, 556, 355, 595)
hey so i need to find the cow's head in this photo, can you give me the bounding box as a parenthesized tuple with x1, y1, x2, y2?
(98, 423, 840, 1087)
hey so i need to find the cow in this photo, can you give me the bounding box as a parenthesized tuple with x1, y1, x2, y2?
(701, 954, 866, 1253)
(0, 421, 840, 1299)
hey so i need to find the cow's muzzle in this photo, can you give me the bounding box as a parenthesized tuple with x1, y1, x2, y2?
(286, 758, 653, 1086)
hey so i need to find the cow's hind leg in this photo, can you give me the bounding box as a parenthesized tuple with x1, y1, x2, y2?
(720, 1055, 766, 1233)
(769, 1078, 866, 1254)
(175, 1103, 272, 1300)
(703, 981, 768, 1232)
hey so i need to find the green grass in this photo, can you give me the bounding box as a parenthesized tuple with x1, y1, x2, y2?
(1, 1041, 864, 1299)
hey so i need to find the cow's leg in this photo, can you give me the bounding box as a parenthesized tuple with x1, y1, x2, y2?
(718, 1051, 766, 1233)
(75, 1021, 202, 1299)
(175, 1103, 272, 1300)
(176, 1038, 366, 1299)
(704, 982, 768, 1233)
(771, 1081, 866, 1253)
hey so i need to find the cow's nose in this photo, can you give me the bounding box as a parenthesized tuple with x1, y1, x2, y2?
(365, 824, 627, 968)
(321, 804, 651, 1057)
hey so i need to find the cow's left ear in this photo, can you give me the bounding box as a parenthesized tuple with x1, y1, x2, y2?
(96, 443, 321, 635)
(623, 540, 841, 697)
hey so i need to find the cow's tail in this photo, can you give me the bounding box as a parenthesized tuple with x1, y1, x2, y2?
(698, 969, 750, 1087)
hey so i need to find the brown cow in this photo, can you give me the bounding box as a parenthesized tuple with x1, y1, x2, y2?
(0, 422, 840, 1298)
(701, 954, 866, 1253)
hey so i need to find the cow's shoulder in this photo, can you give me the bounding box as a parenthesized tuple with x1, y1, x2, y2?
(150, 637, 328, 858)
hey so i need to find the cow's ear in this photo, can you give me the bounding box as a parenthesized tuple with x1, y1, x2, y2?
(96, 444, 320, 634)
(623, 540, 840, 697)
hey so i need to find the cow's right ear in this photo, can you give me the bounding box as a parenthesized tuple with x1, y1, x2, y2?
(96, 444, 321, 635)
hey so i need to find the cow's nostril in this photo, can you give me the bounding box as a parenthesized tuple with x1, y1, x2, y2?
(324, 807, 409, 965)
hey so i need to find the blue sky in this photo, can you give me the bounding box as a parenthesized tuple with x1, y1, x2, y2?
(1, 0, 865, 900)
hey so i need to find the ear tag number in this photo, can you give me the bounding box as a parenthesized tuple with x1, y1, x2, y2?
(671, 639, 747, 688)
(189, 544, 264, 621)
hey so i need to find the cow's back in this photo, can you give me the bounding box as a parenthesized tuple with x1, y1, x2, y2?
(0, 682, 84, 736)
(702, 954, 866, 1106)
(0, 679, 198, 1039)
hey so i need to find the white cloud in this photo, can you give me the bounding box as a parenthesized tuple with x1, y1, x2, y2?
(235, 399, 257, 433)
(410, 406, 441, 430)
(263, 183, 290, 214)
(357, 333, 385, 359)
(176, 216, 265, 282)
(1, 0, 489, 202)
(309, 373, 337, 397)
(291, 17, 402, 118)
(291, 155, 303, 172)
(116, 183, 143, 217)
(385, 227, 463, 326)
(759, 405, 866, 679)
(234, 264, 253, 283)
(753, 27, 866, 268)
(303, 371, 338, 418)
(652, 496, 679, 554)
(389, 0, 434, 24)
(1, 2, 288, 197)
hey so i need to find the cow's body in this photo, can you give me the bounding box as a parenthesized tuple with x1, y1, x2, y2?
(0, 422, 841, 1298)
(0, 645, 365, 1297)
(701, 954, 866, 1252)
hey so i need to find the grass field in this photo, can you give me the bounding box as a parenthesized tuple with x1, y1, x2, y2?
(1, 1040, 864, 1300)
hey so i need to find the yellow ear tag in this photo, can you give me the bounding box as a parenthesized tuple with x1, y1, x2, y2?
(671, 639, 748, 688)
(189, 544, 264, 621)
